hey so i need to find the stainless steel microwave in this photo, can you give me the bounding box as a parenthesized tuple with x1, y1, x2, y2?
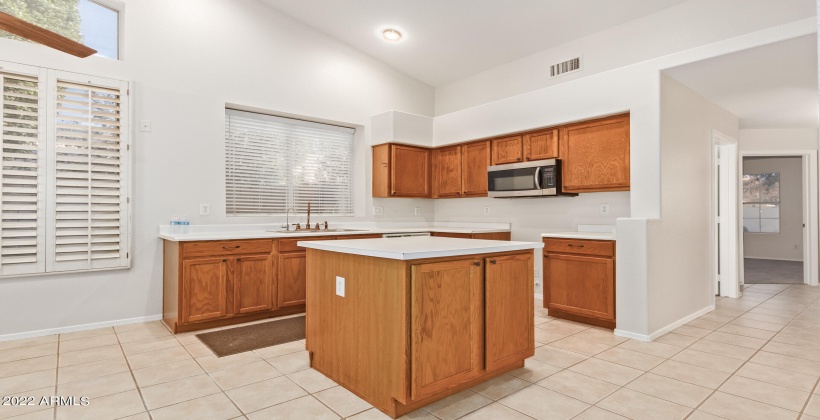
(487, 159, 577, 198)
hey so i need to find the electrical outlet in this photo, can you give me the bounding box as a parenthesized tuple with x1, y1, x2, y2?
(483, 206, 490, 215)
(139, 120, 152, 132)
(600, 204, 610, 215)
(199, 203, 210, 215)
(335, 276, 345, 297)
(373, 206, 384, 216)
(414, 207, 421, 216)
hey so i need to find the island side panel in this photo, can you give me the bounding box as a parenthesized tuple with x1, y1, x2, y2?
(162, 240, 180, 331)
(305, 249, 410, 410)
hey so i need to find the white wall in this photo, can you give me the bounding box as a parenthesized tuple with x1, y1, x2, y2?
(742, 157, 805, 260)
(435, 0, 816, 116)
(0, 0, 436, 338)
(649, 76, 739, 333)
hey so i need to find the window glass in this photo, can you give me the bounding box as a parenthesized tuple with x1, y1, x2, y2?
(742, 173, 780, 233)
(0, 0, 119, 59)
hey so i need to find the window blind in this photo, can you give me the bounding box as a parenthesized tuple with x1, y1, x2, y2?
(225, 109, 355, 216)
(48, 76, 128, 272)
(0, 71, 45, 275)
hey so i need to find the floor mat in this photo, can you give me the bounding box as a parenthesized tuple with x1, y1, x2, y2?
(196, 315, 305, 357)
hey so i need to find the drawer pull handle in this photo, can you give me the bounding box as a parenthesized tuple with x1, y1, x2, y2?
(567, 244, 585, 248)
(222, 259, 227, 262)
(222, 245, 241, 249)
(473, 261, 481, 266)
(490, 259, 497, 264)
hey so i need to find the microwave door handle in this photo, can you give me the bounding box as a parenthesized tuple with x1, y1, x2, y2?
(534, 167, 541, 189)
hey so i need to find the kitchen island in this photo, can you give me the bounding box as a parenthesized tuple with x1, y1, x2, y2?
(299, 236, 542, 418)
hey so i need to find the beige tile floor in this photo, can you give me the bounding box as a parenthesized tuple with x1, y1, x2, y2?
(1, 283, 820, 419)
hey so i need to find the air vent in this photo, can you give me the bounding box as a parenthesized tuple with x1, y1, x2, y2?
(550, 56, 582, 79)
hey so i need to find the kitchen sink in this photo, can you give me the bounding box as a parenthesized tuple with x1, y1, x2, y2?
(266, 228, 366, 234)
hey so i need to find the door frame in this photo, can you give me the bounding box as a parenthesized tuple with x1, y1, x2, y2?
(739, 150, 818, 286)
(712, 131, 741, 298)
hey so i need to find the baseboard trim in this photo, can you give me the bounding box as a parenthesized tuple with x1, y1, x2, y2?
(0, 314, 164, 342)
(614, 304, 715, 342)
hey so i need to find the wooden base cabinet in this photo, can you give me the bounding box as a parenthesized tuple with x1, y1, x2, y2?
(543, 238, 616, 328)
(306, 249, 534, 418)
(431, 232, 511, 240)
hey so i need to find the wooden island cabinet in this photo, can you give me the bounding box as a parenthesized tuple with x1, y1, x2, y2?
(302, 237, 538, 418)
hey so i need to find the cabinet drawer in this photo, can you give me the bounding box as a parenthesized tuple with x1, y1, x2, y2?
(278, 236, 337, 252)
(543, 238, 613, 257)
(183, 240, 273, 258)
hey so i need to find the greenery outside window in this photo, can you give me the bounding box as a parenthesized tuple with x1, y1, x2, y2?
(742, 172, 780, 233)
(0, 0, 120, 59)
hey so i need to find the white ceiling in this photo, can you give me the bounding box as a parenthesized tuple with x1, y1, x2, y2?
(261, 0, 688, 86)
(664, 35, 818, 129)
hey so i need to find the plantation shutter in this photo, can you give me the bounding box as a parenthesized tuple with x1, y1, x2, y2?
(225, 109, 354, 216)
(47, 73, 129, 272)
(0, 68, 46, 275)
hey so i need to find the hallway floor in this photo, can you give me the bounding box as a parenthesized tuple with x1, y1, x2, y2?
(744, 258, 804, 284)
(0, 284, 819, 419)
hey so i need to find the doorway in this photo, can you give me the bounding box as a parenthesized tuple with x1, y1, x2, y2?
(741, 155, 807, 284)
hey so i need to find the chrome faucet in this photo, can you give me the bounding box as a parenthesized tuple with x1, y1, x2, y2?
(282, 207, 296, 231)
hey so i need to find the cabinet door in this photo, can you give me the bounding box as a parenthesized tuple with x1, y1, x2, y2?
(523, 129, 558, 161)
(485, 253, 534, 371)
(278, 253, 307, 308)
(561, 114, 630, 192)
(372, 144, 390, 198)
(391, 145, 431, 197)
(182, 257, 228, 323)
(544, 253, 615, 321)
(491, 136, 523, 164)
(432, 146, 462, 198)
(234, 254, 273, 314)
(410, 258, 483, 400)
(461, 141, 491, 197)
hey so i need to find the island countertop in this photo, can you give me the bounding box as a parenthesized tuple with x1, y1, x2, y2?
(298, 236, 543, 260)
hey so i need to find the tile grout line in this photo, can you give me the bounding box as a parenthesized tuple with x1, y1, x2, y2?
(802, 377, 820, 417)
(683, 285, 820, 418)
(114, 328, 154, 420)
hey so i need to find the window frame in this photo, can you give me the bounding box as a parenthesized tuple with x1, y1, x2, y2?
(224, 108, 356, 217)
(742, 171, 781, 234)
(83, 0, 125, 61)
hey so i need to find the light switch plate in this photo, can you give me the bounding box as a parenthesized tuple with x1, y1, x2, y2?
(199, 203, 210, 215)
(336, 276, 345, 297)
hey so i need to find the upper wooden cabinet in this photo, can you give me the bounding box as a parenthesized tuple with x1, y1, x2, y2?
(461, 141, 491, 197)
(432, 145, 462, 198)
(491, 136, 523, 164)
(560, 114, 630, 193)
(372, 143, 431, 198)
(491, 130, 559, 165)
(523, 129, 559, 161)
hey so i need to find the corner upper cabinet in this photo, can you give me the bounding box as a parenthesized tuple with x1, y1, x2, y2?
(432, 145, 462, 198)
(560, 114, 630, 192)
(491, 136, 523, 164)
(372, 143, 431, 198)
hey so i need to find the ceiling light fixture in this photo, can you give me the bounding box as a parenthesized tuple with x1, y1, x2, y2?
(382, 28, 402, 42)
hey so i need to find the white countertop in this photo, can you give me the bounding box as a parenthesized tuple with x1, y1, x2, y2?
(158, 222, 511, 242)
(298, 236, 543, 260)
(541, 231, 615, 240)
